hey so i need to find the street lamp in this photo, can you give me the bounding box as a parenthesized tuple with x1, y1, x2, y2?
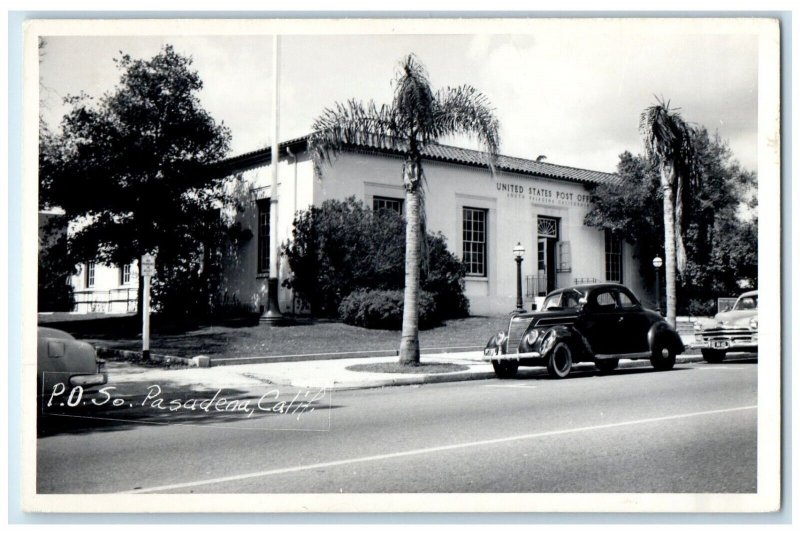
(652, 255, 663, 314)
(513, 242, 525, 313)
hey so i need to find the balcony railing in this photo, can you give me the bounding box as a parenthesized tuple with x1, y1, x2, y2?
(73, 288, 138, 313)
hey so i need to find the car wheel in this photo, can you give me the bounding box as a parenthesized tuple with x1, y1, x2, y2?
(547, 342, 573, 379)
(651, 342, 676, 371)
(595, 358, 619, 373)
(491, 359, 519, 379)
(701, 348, 726, 363)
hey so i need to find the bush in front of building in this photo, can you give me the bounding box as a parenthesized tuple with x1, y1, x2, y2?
(283, 197, 470, 323)
(424, 232, 470, 319)
(338, 289, 439, 330)
(685, 298, 717, 317)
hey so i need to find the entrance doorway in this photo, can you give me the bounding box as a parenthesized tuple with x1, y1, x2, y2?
(536, 216, 559, 296)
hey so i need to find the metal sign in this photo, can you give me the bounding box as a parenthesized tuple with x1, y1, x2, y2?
(141, 253, 156, 277)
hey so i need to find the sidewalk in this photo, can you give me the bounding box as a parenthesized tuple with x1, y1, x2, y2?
(104, 343, 705, 395)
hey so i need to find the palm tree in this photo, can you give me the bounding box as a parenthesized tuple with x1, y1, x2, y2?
(640, 97, 698, 327)
(308, 54, 500, 365)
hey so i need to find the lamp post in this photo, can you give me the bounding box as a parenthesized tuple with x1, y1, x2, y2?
(513, 242, 525, 313)
(652, 255, 663, 315)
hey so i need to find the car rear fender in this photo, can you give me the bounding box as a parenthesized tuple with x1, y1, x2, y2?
(648, 322, 685, 355)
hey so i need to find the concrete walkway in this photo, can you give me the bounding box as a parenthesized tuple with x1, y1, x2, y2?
(103, 346, 706, 395)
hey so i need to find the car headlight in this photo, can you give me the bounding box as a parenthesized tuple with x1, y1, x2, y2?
(693, 320, 702, 331)
(750, 317, 758, 331)
(524, 330, 540, 347)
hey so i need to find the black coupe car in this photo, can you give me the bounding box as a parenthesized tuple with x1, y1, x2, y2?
(484, 283, 685, 379)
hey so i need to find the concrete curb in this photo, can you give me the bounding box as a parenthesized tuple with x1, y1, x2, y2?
(208, 345, 485, 366)
(263, 352, 712, 392)
(281, 370, 499, 391)
(95, 347, 195, 367)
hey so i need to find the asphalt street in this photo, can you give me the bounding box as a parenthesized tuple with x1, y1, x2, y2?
(37, 357, 757, 494)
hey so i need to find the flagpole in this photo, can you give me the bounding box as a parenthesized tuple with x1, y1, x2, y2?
(261, 33, 284, 324)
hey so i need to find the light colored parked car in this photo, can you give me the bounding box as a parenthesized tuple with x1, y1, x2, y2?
(37, 327, 107, 400)
(693, 290, 758, 363)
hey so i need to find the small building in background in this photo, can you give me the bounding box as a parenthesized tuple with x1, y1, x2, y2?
(69, 259, 138, 314)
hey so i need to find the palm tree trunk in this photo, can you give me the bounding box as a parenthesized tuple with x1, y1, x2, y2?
(661, 166, 677, 327)
(399, 184, 421, 365)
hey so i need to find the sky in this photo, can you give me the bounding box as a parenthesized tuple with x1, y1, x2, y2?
(38, 24, 759, 174)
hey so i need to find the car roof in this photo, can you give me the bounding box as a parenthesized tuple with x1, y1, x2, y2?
(38, 326, 75, 340)
(738, 290, 758, 298)
(546, 283, 630, 296)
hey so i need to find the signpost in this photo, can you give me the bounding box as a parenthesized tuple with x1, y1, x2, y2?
(141, 253, 156, 360)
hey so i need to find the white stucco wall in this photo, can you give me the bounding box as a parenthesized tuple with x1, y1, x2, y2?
(219, 152, 316, 315)
(221, 148, 646, 317)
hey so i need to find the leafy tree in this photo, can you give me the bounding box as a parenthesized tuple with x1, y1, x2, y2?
(678, 128, 757, 308)
(308, 54, 499, 365)
(586, 127, 757, 315)
(40, 45, 233, 320)
(38, 214, 76, 312)
(283, 197, 470, 321)
(639, 98, 699, 326)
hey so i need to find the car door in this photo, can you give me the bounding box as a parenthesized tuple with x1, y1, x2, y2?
(578, 288, 626, 355)
(615, 288, 650, 353)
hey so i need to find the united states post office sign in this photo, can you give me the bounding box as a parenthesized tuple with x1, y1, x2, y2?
(495, 180, 591, 207)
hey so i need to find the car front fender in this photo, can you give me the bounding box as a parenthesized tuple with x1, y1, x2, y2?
(537, 325, 589, 361)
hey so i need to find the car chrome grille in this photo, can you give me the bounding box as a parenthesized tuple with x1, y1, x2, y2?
(700, 327, 753, 340)
(506, 316, 532, 354)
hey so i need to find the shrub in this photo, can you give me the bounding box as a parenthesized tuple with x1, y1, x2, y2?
(685, 298, 717, 317)
(338, 289, 439, 330)
(283, 197, 469, 320)
(423, 233, 470, 319)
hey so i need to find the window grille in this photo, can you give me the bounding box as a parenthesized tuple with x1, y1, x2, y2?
(258, 201, 270, 274)
(605, 230, 623, 283)
(537, 217, 558, 238)
(86, 262, 95, 288)
(462, 207, 487, 276)
(373, 196, 404, 214)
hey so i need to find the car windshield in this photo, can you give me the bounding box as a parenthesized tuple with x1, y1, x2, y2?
(542, 289, 583, 311)
(542, 293, 561, 310)
(734, 296, 758, 311)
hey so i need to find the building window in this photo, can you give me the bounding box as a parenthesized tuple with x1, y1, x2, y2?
(120, 264, 131, 285)
(258, 201, 270, 274)
(605, 230, 623, 283)
(373, 196, 404, 214)
(85, 262, 95, 288)
(537, 217, 558, 238)
(463, 207, 487, 277)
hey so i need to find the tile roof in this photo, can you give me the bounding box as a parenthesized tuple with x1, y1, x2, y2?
(417, 143, 621, 186)
(212, 135, 621, 187)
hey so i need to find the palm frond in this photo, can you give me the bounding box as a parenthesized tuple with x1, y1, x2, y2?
(308, 99, 399, 178)
(392, 54, 437, 141)
(432, 85, 501, 171)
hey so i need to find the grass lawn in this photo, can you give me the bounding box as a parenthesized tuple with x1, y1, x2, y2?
(57, 314, 513, 360)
